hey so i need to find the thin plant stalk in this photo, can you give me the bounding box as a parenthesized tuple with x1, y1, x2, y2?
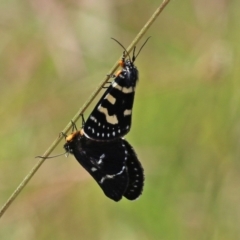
(0, 0, 170, 219)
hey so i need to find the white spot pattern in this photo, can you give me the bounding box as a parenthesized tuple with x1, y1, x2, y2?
(105, 94, 116, 105)
(112, 82, 135, 93)
(98, 106, 119, 125)
(100, 166, 126, 184)
(123, 109, 132, 116)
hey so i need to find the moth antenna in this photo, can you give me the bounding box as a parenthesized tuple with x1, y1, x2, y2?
(35, 152, 67, 159)
(111, 38, 131, 60)
(134, 37, 151, 60)
(132, 46, 137, 62)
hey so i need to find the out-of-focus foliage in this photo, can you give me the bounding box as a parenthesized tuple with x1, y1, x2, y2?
(1, 0, 240, 239)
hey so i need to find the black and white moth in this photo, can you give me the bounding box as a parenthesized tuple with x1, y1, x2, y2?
(82, 38, 150, 141)
(82, 52, 138, 141)
(64, 130, 144, 202)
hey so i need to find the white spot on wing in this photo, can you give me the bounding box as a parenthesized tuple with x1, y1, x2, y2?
(105, 94, 116, 105)
(98, 107, 118, 124)
(100, 166, 125, 184)
(90, 115, 97, 123)
(112, 82, 117, 88)
(124, 109, 132, 116)
(112, 82, 135, 93)
(97, 159, 102, 164)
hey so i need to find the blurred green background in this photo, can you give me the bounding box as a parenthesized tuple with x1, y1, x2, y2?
(1, 0, 240, 239)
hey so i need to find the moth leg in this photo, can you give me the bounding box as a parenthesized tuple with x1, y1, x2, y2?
(70, 120, 78, 132)
(102, 80, 112, 89)
(59, 131, 67, 139)
(80, 114, 86, 127)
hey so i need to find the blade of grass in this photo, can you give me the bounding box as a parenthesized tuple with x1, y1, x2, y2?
(0, 0, 170, 219)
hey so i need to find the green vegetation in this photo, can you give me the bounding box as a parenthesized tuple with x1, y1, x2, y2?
(1, 0, 240, 239)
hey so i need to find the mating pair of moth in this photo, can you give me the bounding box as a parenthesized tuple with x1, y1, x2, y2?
(63, 39, 148, 201)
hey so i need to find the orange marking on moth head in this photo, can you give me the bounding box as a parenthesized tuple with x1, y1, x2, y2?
(119, 60, 124, 67)
(115, 70, 122, 77)
(66, 133, 74, 142)
(66, 131, 81, 142)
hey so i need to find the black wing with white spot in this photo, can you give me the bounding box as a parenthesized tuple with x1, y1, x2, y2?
(83, 58, 139, 141)
(64, 132, 128, 201)
(64, 132, 144, 201)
